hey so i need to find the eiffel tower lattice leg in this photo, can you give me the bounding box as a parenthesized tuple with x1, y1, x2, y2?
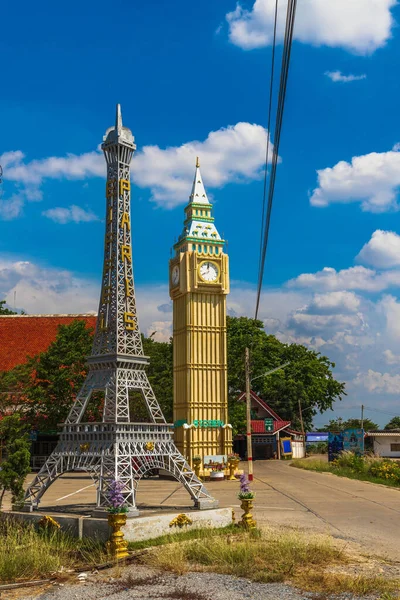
(24, 449, 102, 510)
(66, 369, 112, 425)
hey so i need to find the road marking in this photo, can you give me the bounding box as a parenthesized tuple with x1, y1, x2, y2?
(55, 483, 95, 501)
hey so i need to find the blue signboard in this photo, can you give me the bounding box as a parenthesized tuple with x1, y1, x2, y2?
(328, 431, 344, 462)
(281, 438, 292, 455)
(306, 432, 328, 444)
(343, 428, 364, 455)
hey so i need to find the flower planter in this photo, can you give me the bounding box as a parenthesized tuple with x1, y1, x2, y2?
(210, 471, 225, 481)
(239, 498, 256, 529)
(107, 513, 129, 559)
(228, 458, 240, 480)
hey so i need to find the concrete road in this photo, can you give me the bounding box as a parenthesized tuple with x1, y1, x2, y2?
(13, 460, 400, 561)
(251, 461, 400, 561)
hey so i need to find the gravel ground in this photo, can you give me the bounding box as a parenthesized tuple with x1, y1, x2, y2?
(17, 565, 382, 600)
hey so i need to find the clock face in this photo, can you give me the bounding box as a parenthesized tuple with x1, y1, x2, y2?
(199, 261, 219, 283)
(171, 265, 180, 286)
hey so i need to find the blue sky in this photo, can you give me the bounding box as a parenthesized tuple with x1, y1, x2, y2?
(1, 0, 400, 427)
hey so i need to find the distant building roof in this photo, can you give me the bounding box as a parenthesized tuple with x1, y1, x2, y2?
(366, 430, 400, 437)
(237, 390, 287, 420)
(251, 419, 291, 434)
(0, 314, 97, 371)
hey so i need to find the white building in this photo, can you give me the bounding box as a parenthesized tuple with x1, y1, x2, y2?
(366, 430, 400, 458)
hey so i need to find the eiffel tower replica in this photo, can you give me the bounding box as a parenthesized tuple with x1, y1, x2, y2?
(24, 105, 217, 516)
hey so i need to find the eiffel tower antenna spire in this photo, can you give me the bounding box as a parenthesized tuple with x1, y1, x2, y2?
(24, 106, 217, 516)
(116, 103, 122, 130)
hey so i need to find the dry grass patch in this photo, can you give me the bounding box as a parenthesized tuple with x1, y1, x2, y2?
(0, 517, 107, 583)
(150, 527, 400, 596)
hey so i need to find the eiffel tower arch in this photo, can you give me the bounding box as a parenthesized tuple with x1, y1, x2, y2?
(24, 106, 217, 515)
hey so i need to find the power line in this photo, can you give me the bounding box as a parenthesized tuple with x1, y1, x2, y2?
(257, 0, 279, 294)
(363, 405, 400, 418)
(255, 0, 297, 319)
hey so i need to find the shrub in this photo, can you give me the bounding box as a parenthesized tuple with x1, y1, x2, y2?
(333, 451, 366, 474)
(369, 459, 400, 483)
(307, 442, 328, 455)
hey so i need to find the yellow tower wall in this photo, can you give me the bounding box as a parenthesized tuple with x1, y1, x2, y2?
(171, 250, 232, 464)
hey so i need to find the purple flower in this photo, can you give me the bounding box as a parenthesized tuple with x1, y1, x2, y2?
(239, 473, 250, 494)
(107, 480, 126, 509)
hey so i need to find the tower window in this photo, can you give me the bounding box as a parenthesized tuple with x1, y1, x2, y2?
(192, 244, 196, 251)
(198, 245, 201, 252)
(215, 247, 219, 255)
(203, 245, 207, 253)
(210, 246, 213, 254)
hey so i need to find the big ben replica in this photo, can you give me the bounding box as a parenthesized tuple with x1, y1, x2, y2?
(169, 158, 232, 463)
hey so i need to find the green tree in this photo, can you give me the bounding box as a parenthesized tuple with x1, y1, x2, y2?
(24, 320, 94, 430)
(384, 416, 400, 430)
(324, 417, 378, 432)
(0, 413, 31, 508)
(0, 300, 17, 315)
(142, 335, 173, 421)
(227, 316, 346, 434)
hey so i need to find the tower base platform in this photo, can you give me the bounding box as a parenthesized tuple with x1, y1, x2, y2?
(4, 506, 233, 543)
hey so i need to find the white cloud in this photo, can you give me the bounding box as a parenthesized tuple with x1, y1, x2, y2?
(131, 122, 271, 207)
(0, 195, 25, 220)
(306, 291, 360, 314)
(310, 145, 400, 212)
(0, 122, 270, 214)
(2, 149, 104, 190)
(354, 369, 400, 394)
(288, 265, 400, 293)
(0, 259, 99, 315)
(378, 294, 400, 339)
(357, 230, 400, 268)
(42, 205, 100, 224)
(288, 311, 362, 335)
(383, 349, 400, 365)
(225, 0, 396, 54)
(325, 71, 366, 83)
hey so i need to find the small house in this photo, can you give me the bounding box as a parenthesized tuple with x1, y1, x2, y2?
(366, 430, 400, 458)
(234, 390, 305, 460)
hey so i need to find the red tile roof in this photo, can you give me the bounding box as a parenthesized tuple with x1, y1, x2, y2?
(251, 419, 291, 434)
(0, 315, 97, 371)
(237, 389, 284, 421)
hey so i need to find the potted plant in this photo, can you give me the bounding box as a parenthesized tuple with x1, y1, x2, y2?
(192, 455, 202, 478)
(238, 473, 256, 528)
(106, 480, 129, 559)
(210, 462, 225, 481)
(227, 453, 240, 480)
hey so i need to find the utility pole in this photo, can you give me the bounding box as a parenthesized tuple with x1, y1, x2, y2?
(298, 398, 306, 457)
(245, 347, 253, 481)
(361, 404, 364, 430)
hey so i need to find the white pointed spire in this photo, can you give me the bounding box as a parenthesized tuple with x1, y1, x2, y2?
(189, 157, 210, 205)
(116, 103, 123, 133)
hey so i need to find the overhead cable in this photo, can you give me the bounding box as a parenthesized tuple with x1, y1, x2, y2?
(255, 0, 297, 320)
(257, 0, 279, 292)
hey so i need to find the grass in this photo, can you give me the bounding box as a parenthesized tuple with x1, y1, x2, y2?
(128, 524, 238, 551)
(291, 455, 400, 489)
(0, 517, 107, 583)
(148, 527, 400, 596)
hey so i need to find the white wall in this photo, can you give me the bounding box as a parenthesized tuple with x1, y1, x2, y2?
(292, 441, 305, 459)
(373, 437, 400, 458)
